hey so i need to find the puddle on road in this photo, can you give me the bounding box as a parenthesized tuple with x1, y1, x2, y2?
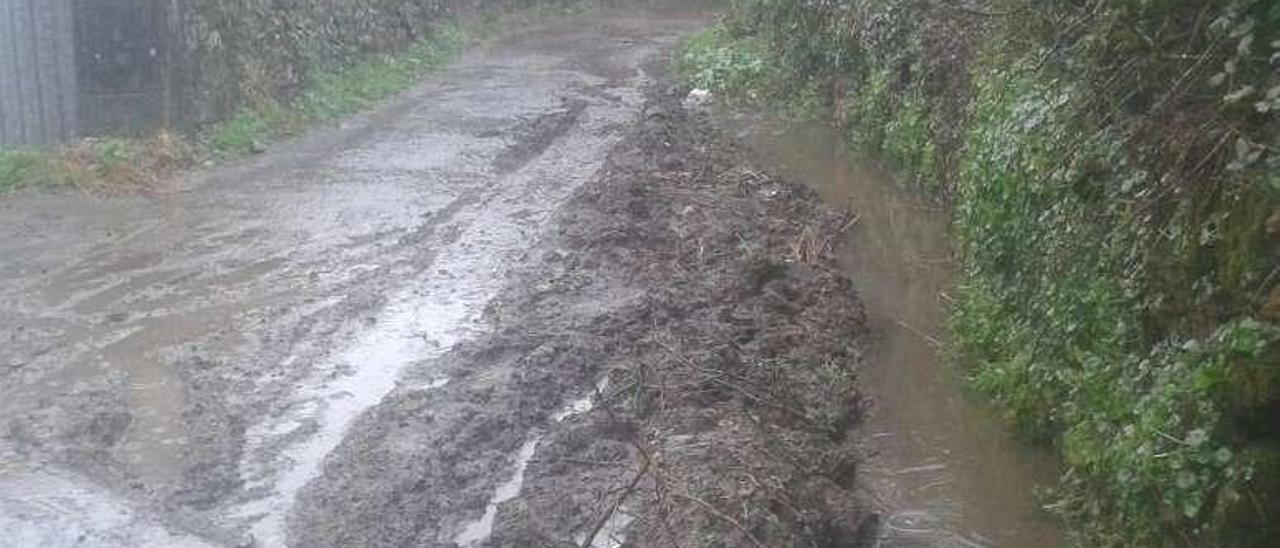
(454, 438, 540, 547)
(230, 91, 634, 546)
(727, 116, 1066, 547)
(231, 286, 463, 547)
(0, 462, 214, 548)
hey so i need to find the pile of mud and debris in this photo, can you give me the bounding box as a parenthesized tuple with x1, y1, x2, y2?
(293, 87, 876, 547)
(487, 86, 876, 547)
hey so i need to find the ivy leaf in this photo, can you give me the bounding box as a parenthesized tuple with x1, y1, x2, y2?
(1238, 33, 1255, 56)
(1229, 18, 1255, 39)
(1186, 429, 1209, 448)
(1183, 496, 1203, 518)
(1228, 138, 1263, 170)
(1177, 469, 1197, 489)
(1224, 85, 1255, 104)
(1210, 15, 1232, 36)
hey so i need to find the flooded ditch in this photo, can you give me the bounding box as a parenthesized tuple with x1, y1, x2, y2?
(722, 114, 1067, 547)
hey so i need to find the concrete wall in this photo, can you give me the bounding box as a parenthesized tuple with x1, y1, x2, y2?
(0, 0, 79, 146)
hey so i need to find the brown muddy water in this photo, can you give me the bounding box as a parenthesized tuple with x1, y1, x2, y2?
(721, 114, 1067, 548)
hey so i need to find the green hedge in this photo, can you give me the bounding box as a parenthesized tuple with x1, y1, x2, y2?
(680, 0, 1280, 545)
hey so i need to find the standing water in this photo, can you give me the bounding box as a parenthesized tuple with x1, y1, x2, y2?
(724, 115, 1066, 547)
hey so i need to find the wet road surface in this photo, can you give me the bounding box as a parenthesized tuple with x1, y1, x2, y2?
(0, 7, 709, 547)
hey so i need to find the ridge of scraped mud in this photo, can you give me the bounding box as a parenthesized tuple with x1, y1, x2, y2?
(486, 88, 875, 546)
(288, 86, 875, 547)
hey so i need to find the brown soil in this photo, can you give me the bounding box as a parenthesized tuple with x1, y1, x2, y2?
(473, 86, 877, 546)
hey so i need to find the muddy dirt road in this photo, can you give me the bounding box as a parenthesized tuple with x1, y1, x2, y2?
(0, 7, 717, 547)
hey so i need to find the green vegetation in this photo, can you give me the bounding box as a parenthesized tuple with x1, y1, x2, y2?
(206, 26, 466, 157)
(680, 0, 1280, 545)
(675, 25, 825, 114)
(0, 135, 190, 192)
(0, 147, 40, 191)
(676, 26, 771, 99)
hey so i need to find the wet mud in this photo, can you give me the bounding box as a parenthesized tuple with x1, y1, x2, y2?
(0, 3, 1066, 544)
(0, 5, 716, 546)
(481, 89, 878, 548)
(296, 85, 877, 548)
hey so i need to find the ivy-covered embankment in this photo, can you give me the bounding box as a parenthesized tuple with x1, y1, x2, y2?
(192, 0, 583, 150)
(192, 0, 614, 155)
(679, 1, 1279, 545)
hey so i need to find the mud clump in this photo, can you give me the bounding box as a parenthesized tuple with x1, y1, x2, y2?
(493, 99, 589, 174)
(483, 88, 875, 546)
(4, 389, 132, 483)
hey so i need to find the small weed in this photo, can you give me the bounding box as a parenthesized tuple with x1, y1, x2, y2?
(0, 147, 41, 192)
(882, 88, 940, 192)
(208, 108, 278, 157)
(676, 26, 772, 101)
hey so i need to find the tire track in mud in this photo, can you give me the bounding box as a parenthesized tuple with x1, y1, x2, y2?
(0, 7, 714, 548)
(0, 464, 215, 548)
(230, 88, 641, 547)
(292, 88, 876, 548)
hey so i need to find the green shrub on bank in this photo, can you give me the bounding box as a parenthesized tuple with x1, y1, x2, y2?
(676, 26, 771, 99)
(676, 24, 826, 113)
(679, 1, 1280, 545)
(955, 59, 1278, 545)
(881, 85, 939, 191)
(208, 25, 467, 157)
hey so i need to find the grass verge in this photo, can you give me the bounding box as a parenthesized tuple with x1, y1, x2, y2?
(205, 25, 468, 158)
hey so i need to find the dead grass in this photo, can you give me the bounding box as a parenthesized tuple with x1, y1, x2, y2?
(2, 132, 194, 194)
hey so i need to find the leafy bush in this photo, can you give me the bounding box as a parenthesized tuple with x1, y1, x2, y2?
(680, 0, 1280, 545)
(881, 87, 939, 191)
(955, 60, 1280, 544)
(676, 26, 772, 100)
(207, 24, 468, 157)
